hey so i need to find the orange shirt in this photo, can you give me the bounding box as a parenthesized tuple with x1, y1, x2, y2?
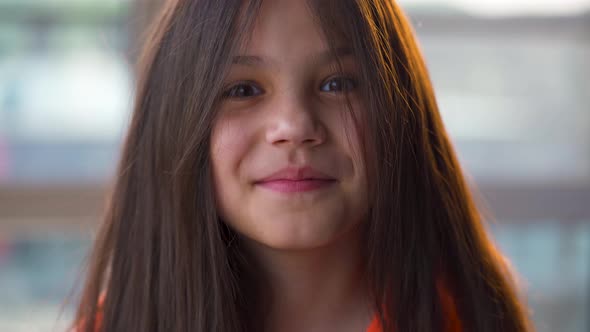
(79, 285, 462, 332)
(365, 281, 462, 332)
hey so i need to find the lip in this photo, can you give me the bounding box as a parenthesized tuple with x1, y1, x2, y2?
(254, 166, 337, 193)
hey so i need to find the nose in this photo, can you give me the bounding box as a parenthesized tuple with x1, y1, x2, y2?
(265, 92, 326, 148)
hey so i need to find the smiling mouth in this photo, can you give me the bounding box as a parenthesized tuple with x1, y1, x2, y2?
(255, 179, 337, 193)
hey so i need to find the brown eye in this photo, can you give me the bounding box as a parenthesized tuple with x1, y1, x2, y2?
(320, 76, 357, 93)
(223, 82, 264, 99)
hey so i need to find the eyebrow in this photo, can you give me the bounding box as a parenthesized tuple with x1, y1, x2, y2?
(231, 47, 354, 68)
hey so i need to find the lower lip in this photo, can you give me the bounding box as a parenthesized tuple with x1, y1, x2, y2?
(255, 179, 336, 193)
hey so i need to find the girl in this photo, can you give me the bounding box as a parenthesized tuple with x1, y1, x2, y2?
(72, 0, 532, 331)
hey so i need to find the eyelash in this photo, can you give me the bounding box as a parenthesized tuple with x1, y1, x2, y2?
(221, 76, 358, 100)
(222, 80, 263, 99)
(319, 76, 358, 93)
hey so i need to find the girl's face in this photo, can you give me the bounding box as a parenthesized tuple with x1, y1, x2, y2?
(210, 0, 369, 250)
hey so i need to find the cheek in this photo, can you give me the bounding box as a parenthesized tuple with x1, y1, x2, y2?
(210, 110, 259, 164)
(209, 117, 255, 213)
(327, 100, 366, 171)
(334, 103, 370, 206)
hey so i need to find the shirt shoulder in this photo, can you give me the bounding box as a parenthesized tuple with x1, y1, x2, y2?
(365, 280, 462, 332)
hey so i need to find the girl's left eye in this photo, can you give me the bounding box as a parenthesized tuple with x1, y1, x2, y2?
(320, 76, 357, 93)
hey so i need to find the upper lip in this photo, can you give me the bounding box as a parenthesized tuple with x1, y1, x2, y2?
(255, 166, 336, 183)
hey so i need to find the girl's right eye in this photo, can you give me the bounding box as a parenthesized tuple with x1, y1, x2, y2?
(222, 82, 264, 99)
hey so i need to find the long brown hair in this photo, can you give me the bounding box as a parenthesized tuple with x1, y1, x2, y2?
(72, 0, 532, 331)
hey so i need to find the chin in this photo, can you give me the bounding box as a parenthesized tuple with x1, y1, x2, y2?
(247, 213, 359, 251)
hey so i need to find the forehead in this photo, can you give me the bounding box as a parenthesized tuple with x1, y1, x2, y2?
(239, 0, 331, 58)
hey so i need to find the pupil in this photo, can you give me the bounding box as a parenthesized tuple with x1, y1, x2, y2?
(331, 80, 340, 90)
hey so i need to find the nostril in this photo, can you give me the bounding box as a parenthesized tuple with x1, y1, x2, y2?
(303, 138, 319, 144)
(265, 116, 326, 147)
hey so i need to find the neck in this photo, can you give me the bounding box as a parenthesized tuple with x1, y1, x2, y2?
(244, 224, 373, 332)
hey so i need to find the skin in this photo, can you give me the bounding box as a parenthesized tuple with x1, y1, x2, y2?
(210, 0, 372, 331)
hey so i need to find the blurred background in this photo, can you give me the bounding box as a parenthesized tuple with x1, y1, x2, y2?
(0, 0, 588, 331)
